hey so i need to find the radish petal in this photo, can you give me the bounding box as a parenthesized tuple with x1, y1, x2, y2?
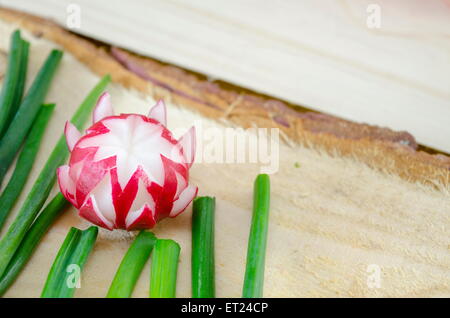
(148, 100, 167, 126)
(64, 121, 81, 152)
(125, 204, 156, 230)
(93, 92, 114, 123)
(79, 195, 114, 230)
(57, 165, 77, 206)
(89, 172, 116, 226)
(174, 170, 187, 199)
(170, 184, 198, 217)
(178, 126, 196, 168)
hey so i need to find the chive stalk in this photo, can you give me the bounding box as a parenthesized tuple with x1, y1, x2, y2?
(9, 39, 29, 122)
(0, 30, 28, 138)
(41, 226, 98, 298)
(0, 104, 55, 230)
(56, 226, 98, 298)
(40, 227, 80, 298)
(0, 193, 68, 296)
(107, 231, 157, 298)
(0, 49, 62, 184)
(149, 239, 181, 298)
(192, 196, 215, 298)
(0, 75, 111, 278)
(242, 174, 271, 298)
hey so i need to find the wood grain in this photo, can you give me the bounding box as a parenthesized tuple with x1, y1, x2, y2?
(1, 0, 450, 153)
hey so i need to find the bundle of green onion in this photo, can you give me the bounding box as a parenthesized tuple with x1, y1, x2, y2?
(0, 30, 111, 295)
(190, 175, 271, 299)
(0, 75, 110, 295)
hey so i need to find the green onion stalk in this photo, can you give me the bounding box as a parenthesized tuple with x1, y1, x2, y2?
(242, 174, 271, 298)
(0, 104, 55, 231)
(150, 239, 181, 298)
(9, 39, 29, 121)
(0, 30, 29, 138)
(192, 196, 215, 298)
(41, 226, 98, 298)
(107, 231, 157, 298)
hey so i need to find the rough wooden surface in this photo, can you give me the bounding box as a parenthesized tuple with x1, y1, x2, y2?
(0, 15, 449, 298)
(2, 0, 450, 153)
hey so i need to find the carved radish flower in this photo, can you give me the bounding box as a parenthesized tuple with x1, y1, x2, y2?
(57, 93, 197, 231)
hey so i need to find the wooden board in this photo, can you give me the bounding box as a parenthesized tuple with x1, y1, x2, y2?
(2, 0, 450, 153)
(0, 17, 449, 298)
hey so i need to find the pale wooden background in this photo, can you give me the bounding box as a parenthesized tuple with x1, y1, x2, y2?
(1, 0, 450, 152)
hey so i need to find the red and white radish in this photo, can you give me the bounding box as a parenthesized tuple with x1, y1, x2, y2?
(57, 92, 197, 230)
